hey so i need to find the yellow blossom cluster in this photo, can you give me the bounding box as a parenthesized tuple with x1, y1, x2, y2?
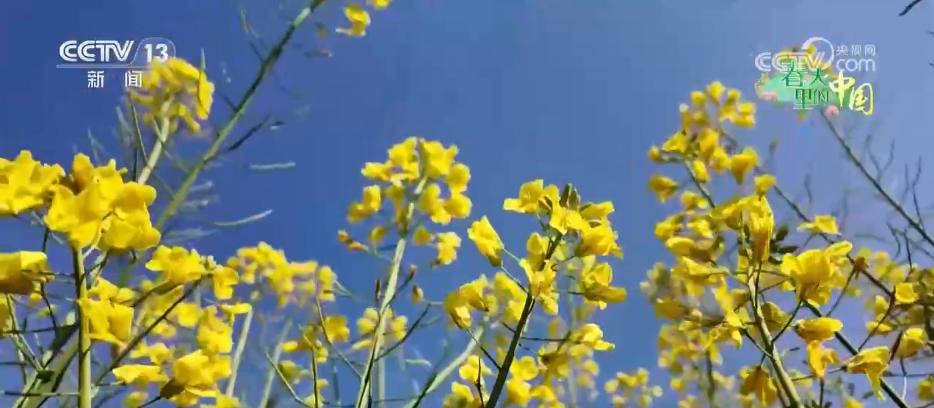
(45, 154, 161, 251)
(6, 12, 934, 407)
(605, 368, 663, 408)
(337, 0, 392, 37)
(641, 80, 934, 408)
(327, 134, 631, 408)
(0, 151, 64, 216)
(129, 57, 215, 134)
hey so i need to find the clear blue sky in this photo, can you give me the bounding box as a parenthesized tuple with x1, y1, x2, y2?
(2, 1, 933, 407)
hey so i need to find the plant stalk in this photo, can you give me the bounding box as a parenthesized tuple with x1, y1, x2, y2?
(73, 250, 91, 408)
(746, 279, 801, 408)
(354, 238, 407, 408)
(226, 308, 254, 396)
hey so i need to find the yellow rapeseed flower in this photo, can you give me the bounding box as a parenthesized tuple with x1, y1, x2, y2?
(468, 216, 503, 267)
(0, 151, 64, 216)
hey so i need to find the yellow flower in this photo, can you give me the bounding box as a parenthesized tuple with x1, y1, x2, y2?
(435, 232, 461, 266)
(196, 310, 234, 356)
(781, 241, 851, 306)
(113, 364, 168, 386)
(798, 214, 840, 235)
(446, 163, 471, 194)
(79, 298, 134, 346)
(458, 355, 492, 384)
(418, 183, 452, 225)
(521, 259, 559, 315)
(336, 4, 370, 37)
(0, 151, 65, 216)
(739, 366, 777, 406)
(843, 397, 863, 408)
(692, 160, 710, 183)
(445, 191, 472, 219)
(442, 382, 482, 408)
(845, 346, 890, 399)
(648, 175, 678, 203)
(754, 174, 775, 195)
(579, 262, 627, 306)
(212, 266, 238, 300)
(0, 251, 50, 295)
(894, 327, 926, 358)
(512, 356, 539, 381)
(348, 185, 382, 223)
(580, 201, 614, 220)
(132, 58, 214, 134)
(708, 309, 744, 349)
(707, 81, 726, 101)
(302, 379, 330, 408)
(420, 140, 459, 178)
(146, 246, 207, 286)
(320, 315, 351, 344)
(729, 147, 759, 184)
(805, 342, 839, 380)
(411, 285, 424, 303)
(920, 376, 934, 401)
(46, 156, 159, 250)
(548, 203, 589, 235)
(697, 127, 720, 159)
(443, 280, 488, 328)
(647, 146, 663, 162)
(171, 303, 200, 328)
(412, 226, 433, 245)
(468, 216, 503, 267)
(370, 0, 391, 9)
(662, 130, 690, 154)
(573, 323, 615, 351)
(745, 195, 774, 264)
(353, 308, 406, 349)
(160, 351, 229, 405)
(710, 147, 731, 173)
(125, 391, 150, 408)
(99, 183, 161, 252)
(504, 377, 531, 407)
(218, 303, 251, 325)
(793, 317, 843, 343)
(278, 360, 303, 384)
(690, 91, 707, 107)
(503, 180, 545, 214)
(895, 282, 918, 304)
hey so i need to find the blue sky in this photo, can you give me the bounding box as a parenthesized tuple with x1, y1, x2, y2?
(2, 1, 934, 407)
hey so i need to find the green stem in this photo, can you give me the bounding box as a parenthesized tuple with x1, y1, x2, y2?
(259, 321, 293, 408)
(746, 279, 801, 408)
(704, 351, 717, 408)
(73, 250, 91, 408)
(377, 352, 386, 408)
(354, 238, 408, 408)
(225, 308, 253, 396)
(483, 235, 561, 408)
(136, 116, 170, 186)
(354, 175, 428, 408)
(564, 276, 579, 408)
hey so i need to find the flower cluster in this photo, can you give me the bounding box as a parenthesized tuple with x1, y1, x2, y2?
(641, 81, 934, 408)
(129, 57, 215, 134)
(337, 0, 392, 37)
(45, 154, 160, 251)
